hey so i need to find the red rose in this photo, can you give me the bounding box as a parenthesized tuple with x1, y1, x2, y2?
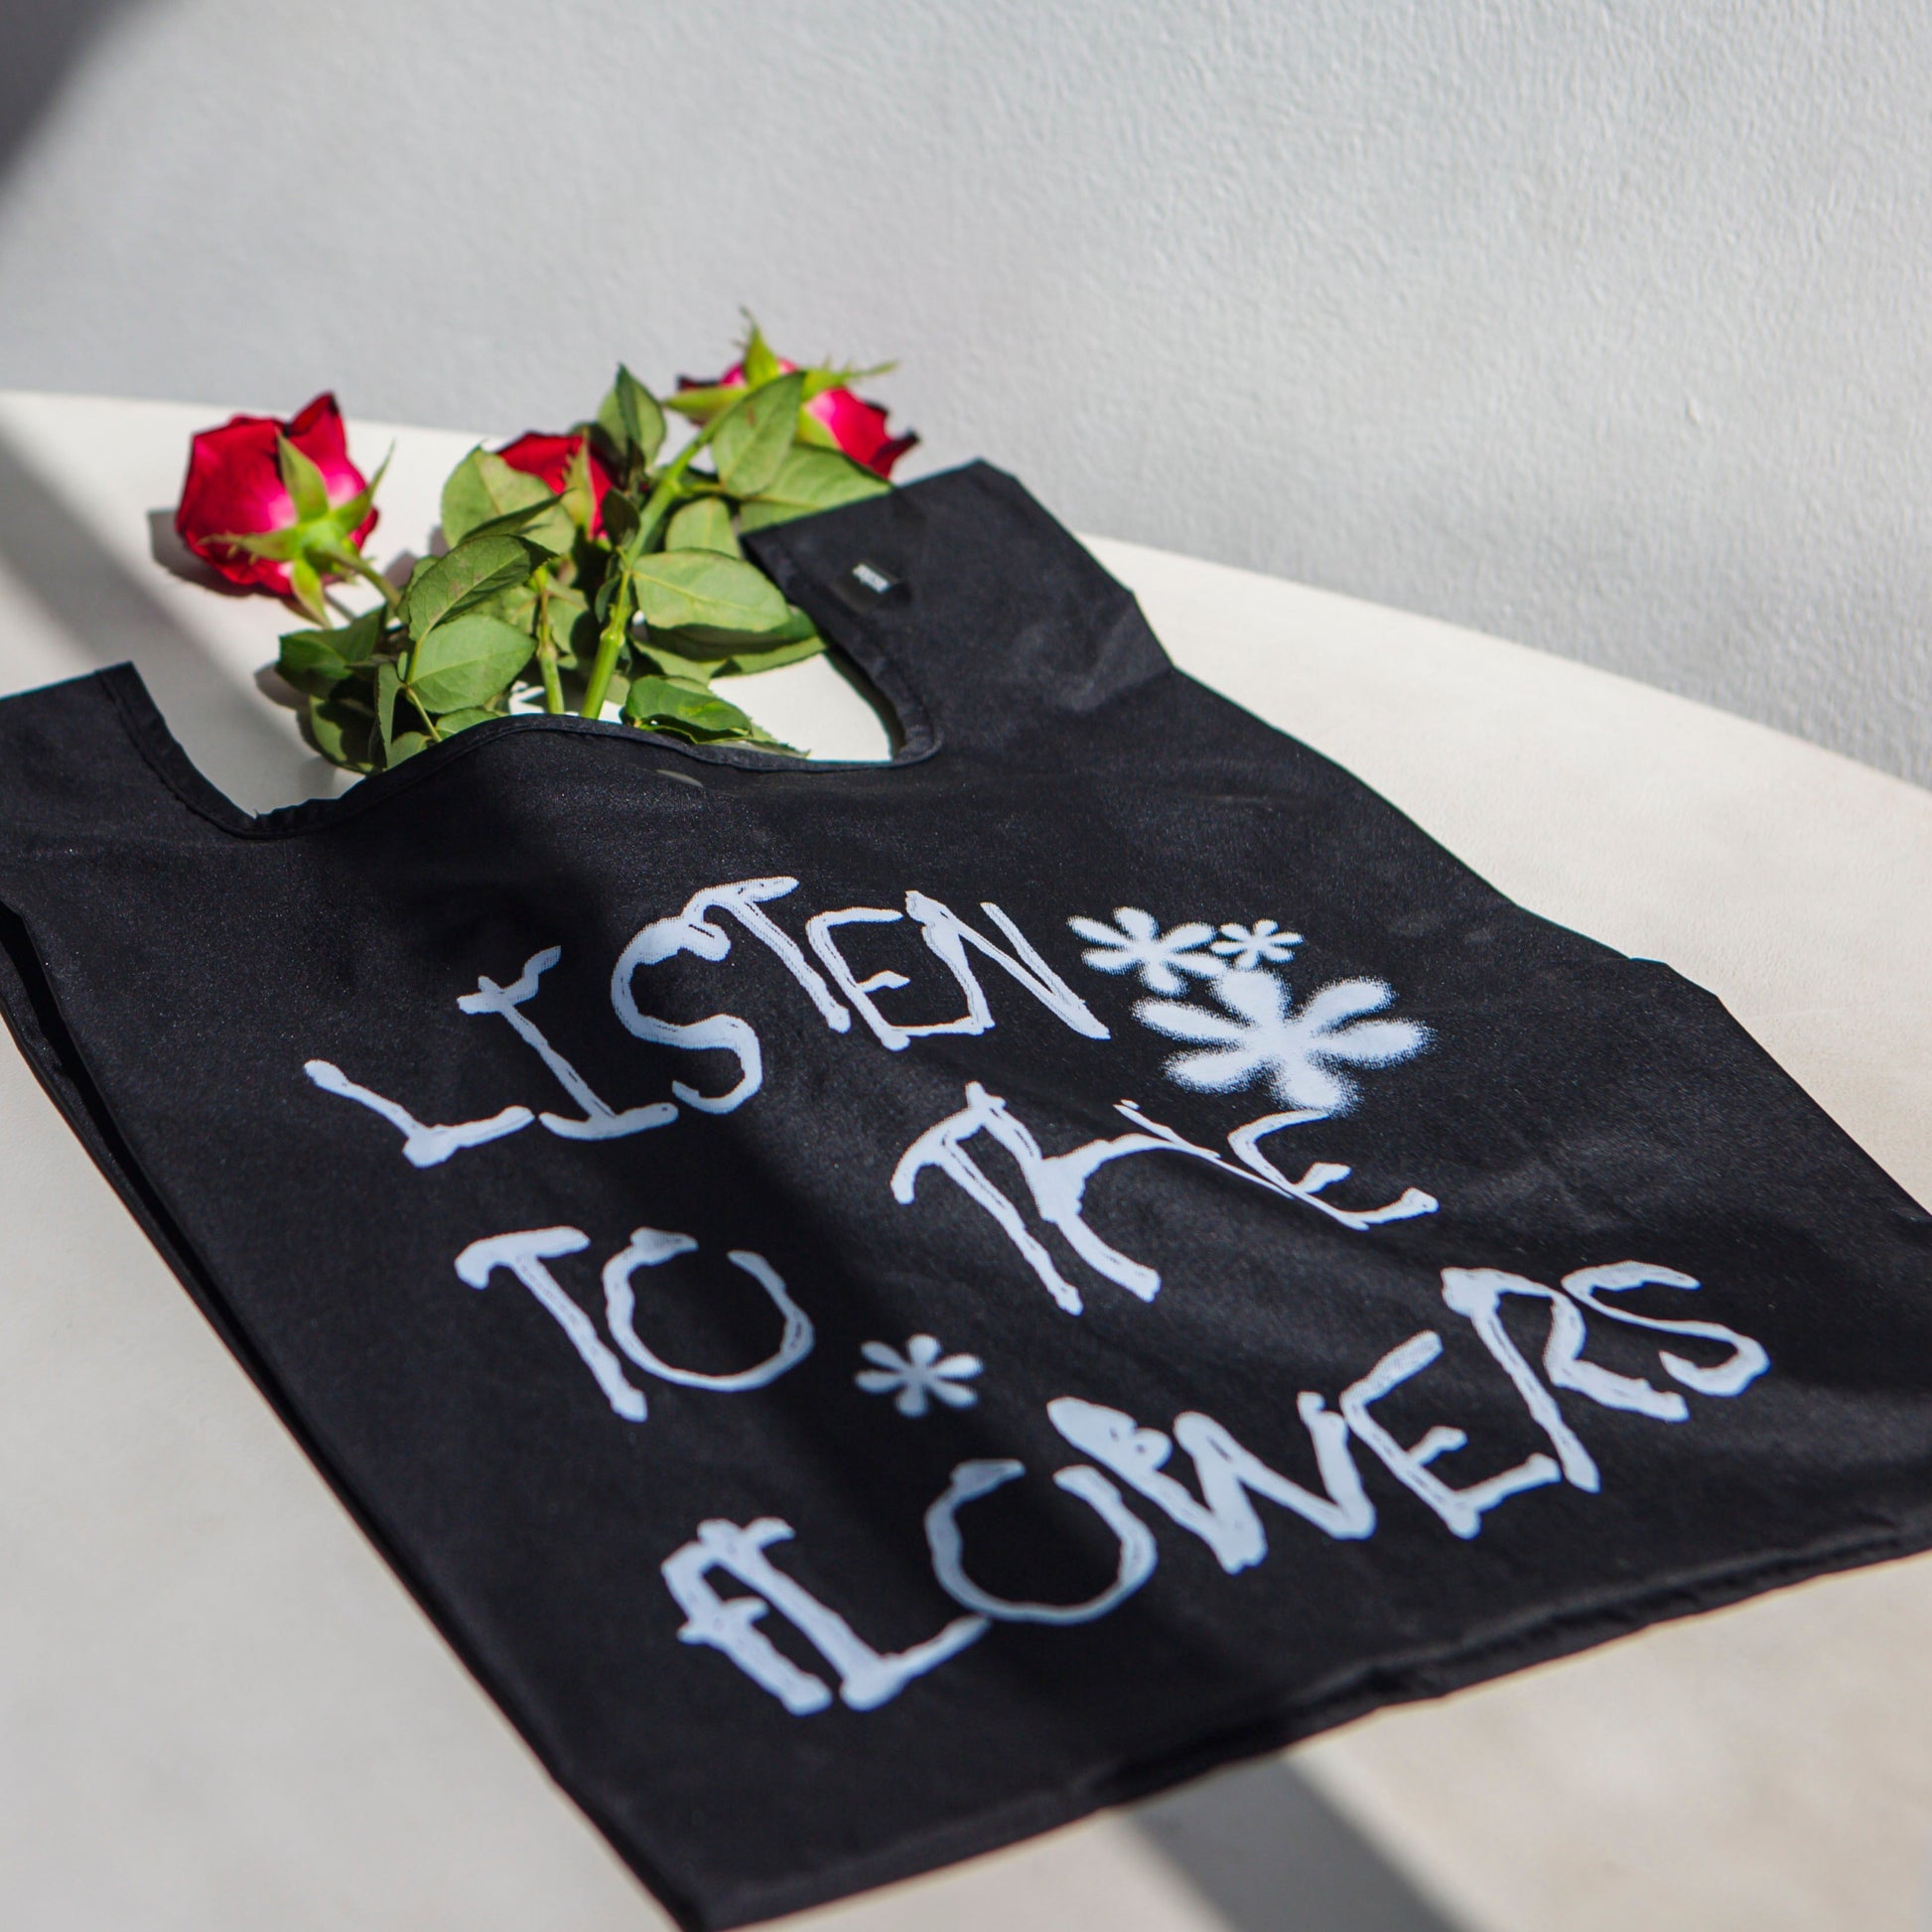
(679, 358, 918, 479)
(175, 392, 377, 598)
(802, 382, 918, 478)
(495, 430, 614, 533)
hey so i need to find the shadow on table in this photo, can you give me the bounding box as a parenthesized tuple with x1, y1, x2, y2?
(1133, 1758, 1466, 1932)
(0, 425, 328, 809)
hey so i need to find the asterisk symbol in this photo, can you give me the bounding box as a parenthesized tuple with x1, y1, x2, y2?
(1135, 969, 1429, 1112)
(855, 1334, 984, 1417)
(1210, 919, 1303, 971)
(1068, 906, 1220, 995)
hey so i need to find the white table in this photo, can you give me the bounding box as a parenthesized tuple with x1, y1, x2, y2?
(0, 392, 1927, 1932)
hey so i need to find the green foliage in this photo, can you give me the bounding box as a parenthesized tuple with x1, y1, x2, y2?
(276, 434, 333, 522)
(544, 583, 593, 666)
(401, 534, 542, 641)
(647, 604, 824, 675)
(409, 612, 536, 712)
(631, 549, 789, 639)
(442, 448, 573, 552)
(710, 632, 826, 678)
(736, 449, 890, 530)
(374, 660, 406, 760)
(663, 382, 744, 422)
(622, 674, 790, 750)
(596, 364, 666, 475)
(740, 324, 783, 389)
(600, 486, 643, 558)
(432, 706, 505, 739)
(665, 496, 741, 557)
(304, 691, 377, 770)
(278, 337, 906, 772)
(712, 371, 804, 497)
(278, 606, 383, 696)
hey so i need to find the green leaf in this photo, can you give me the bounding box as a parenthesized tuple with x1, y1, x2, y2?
(304, 692, 377, 771)
(711, 370, 804, 497)
(601, 488, 642, 556)
(633, 639, 719, 684)
(325, 446, 389, 538)
(595, 365, 665, 468)
(211, 524, 301, 562)
(277, 434, 332, 521)
(288, 556, 328, 624)
(736, 447, 890, 530)
(800, 359, 892, 401)
(711, 632, 827, 677)
(375, 659, 404, 762)
(433, 706, 503, 738)
(631, 549, 788, 641)
(664, 382, 744, 422)
(621, 674, 786, 747)
(545, 584, 592, 667)
(741, 322, 781, 389)
(558, 437, 601, 534)
(387, 729, 431, 766)
(470, 576, 539, 634)
(466, 505, 569, 556)
(665, 496, 742, 557)
(790, 410, 842, 453)
(277, 607, 384, 696)
(408, 612, 536, 712)
(333, 606, 385, 661)
(401, 533, 539, 641)
(648, 603, 816, 660)
(440, 447, 575, 552)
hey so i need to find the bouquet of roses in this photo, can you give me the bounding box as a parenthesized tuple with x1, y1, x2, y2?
(172, 325, 915, 769)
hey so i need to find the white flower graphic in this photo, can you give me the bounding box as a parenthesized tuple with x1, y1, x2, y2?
(1135, 969, 1430, 1111)
(1210, 918, 1303, 971)
(1068, 906, 1220, 994)
(855, 1334, 984, 1417)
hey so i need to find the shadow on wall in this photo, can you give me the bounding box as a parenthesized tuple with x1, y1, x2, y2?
(1135, 1757, 1467, 1932)
(0, 0, 137, 183)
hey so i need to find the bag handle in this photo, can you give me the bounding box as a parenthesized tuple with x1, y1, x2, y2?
(745, 463, 1173, 760)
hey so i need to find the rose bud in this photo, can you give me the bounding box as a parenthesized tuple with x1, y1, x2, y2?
(676, 351, 918, 479)
(175, 392, 383, 621)
(494, 430, 614, 534)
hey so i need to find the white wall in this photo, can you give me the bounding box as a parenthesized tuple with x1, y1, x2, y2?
(1, 0, 1929, 785)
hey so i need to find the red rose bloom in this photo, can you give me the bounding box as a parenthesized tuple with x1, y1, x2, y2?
(495, 430, 614, 533)
(175, 392, 376, 596)
(680, 359, 918, 479)
(802, 382, 918, 478)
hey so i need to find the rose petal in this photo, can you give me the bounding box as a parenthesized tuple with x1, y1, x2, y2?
(495, 430, 613, 535)
(805, 387, 918, 477)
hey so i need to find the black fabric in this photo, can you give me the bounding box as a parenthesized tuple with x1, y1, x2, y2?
(0, 462, 1926, 1928)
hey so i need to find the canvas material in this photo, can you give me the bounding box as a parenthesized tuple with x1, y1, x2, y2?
(0, 463, 1926, 1929)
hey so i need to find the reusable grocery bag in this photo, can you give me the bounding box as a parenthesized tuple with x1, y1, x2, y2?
(0, 463, 1927, 1928)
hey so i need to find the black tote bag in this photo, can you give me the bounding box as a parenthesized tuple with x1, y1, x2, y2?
(0, 463, 1927, 1928)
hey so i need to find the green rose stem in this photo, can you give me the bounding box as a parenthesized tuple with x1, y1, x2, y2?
(323, 539, 404, 617)
(531, 565, 566, 715)
(578, 414, 726, 720)
(581, 578, 632, 722)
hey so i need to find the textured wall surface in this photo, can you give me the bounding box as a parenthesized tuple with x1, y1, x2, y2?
(0, 0, 1928, 784)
